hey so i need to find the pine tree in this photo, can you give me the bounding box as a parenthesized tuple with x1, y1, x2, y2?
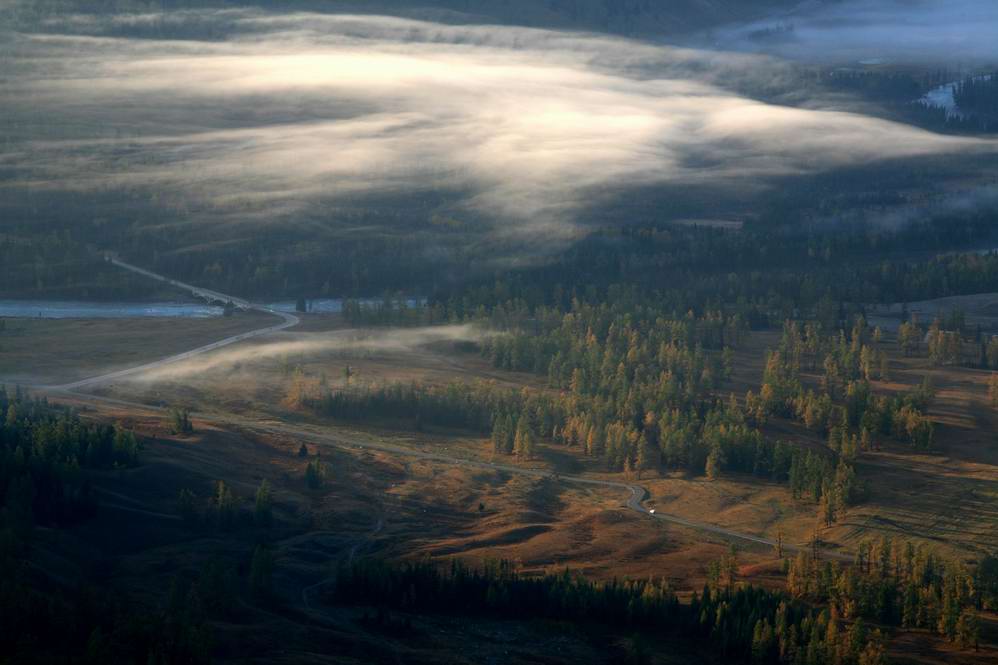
(171, 407, 193, 435)
(705, 444, 723, 480)
(305, 459, 326, 489)
(513, 420, 535, 458)
(213, 480, 236, 531)
(955, 608, 980, 650)
(254, 479, 273, 528)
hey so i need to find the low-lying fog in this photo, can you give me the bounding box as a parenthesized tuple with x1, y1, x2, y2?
(131, 324, 485, 383)
(2, 7, 995, 241)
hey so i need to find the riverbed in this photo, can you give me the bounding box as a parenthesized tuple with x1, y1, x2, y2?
(0, 297, 425, 319)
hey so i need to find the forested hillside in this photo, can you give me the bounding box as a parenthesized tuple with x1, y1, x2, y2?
(2, 0, 796, 35)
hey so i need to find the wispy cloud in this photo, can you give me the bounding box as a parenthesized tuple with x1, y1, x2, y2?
(131, 323, 485, 382)
(2, 9, 995, 239)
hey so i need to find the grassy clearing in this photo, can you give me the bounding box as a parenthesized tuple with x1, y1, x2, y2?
(16, 306, 998, 563)
(0, 311, 278, 385)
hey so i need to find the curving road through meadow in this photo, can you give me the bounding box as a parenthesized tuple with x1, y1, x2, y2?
(38, 259, 850, 562)
(46, 257, 299, 392)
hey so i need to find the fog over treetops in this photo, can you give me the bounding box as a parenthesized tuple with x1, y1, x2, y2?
(1, 4, 995, 251)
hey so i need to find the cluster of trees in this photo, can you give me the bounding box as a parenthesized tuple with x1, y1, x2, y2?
(0, 388, 140, 530)
(822, 67, 998, 133)
(749, 320, 887, 421)
(176, 478, 278, 531)
(420, 220, 998, 336)
(490, 412, 537, 458)
(899, 315, 998, 371)
(304, 457, 328, 489)
(0, 232, 156, 299)
(140, 228, 471, 299)
(170, 407, 194, 435)
(329, 557, 889, 664)
(300, 218, 998, 545)
(787, 539, 996, 650)
(309, 373, 860, 517)
(2, 562, 213, 664)
(823, 69, 924, 103)
(310, 380, 519, 433)
(481, 303, 746, 472)
(754, 321, 935, 453)
(954, 74, 998, 120)
(0, 389, 217, 664)
(341, 297, 443, 327)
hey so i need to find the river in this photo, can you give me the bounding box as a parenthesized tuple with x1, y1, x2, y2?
(0, 297, 425, 319)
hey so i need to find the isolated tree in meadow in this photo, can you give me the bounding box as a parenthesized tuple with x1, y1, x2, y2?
(170, 407, 193, 435)
(298, 442, 309, 457)
(305, 458, 326, 489)
(284, 367, 311, 409)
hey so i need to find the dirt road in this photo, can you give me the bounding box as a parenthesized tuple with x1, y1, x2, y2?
(38, 260, 850, 561)
(46, 259, 299, 391)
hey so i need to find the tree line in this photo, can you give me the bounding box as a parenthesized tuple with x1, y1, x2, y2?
(787, 537, 996, 651)
(0, 388, 215, 664)
(328, 557, 890, 664)
(0, 387, 139, 529)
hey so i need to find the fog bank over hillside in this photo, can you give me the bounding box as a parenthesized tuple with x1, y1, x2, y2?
(711, 0, 998, 66)
(2, 8, 995, 242)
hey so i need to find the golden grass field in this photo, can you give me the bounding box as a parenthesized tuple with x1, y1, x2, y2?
(0, 311, 278, 384)
(9, 308, 998, 661)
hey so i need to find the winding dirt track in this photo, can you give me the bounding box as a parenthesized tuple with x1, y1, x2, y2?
(46, 258, 299, 392)
(37, 260, 850, 561)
